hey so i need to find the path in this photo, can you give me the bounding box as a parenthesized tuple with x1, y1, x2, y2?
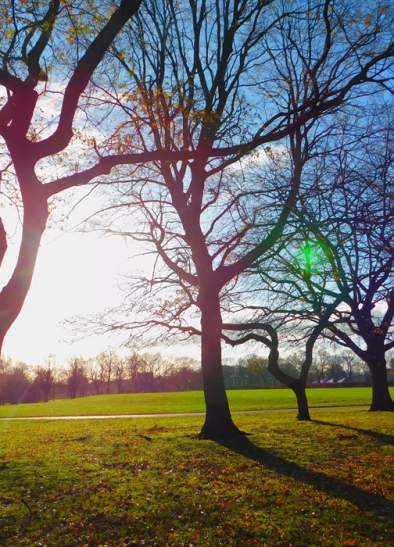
(0, 405, 367, 421)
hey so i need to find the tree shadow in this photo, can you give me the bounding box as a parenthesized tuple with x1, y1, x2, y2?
(312, 419, 394, 445)
(0, 460, 52, 543)
(217, 435, 393, 517)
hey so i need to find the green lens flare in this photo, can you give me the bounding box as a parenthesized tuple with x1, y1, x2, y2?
(295, 239, 326, 276)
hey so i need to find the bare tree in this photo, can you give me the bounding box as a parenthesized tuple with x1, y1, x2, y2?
(96, 351, 116, 394)
(222, 292, 341, 420)
(314, 132, 393, 408)
(84, 0, 394, 438)
(33, 366, 54, 402)
(114, 357, 126, 393)
(0, 358, 31, 404)
(87, 359, 102, 395)
(126, 352, 144, 391)
(0, 1, 153, 355)
(254, 115, 394, 410)
(341, 351, 359, 383)
(66, 357, 88, 399)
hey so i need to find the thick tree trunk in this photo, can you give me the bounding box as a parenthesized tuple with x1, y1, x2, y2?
(292, 383, 310, 421)
(199, 292, 243, 439)
(368, 358, 394, 411)
(0, 198, 48, 355)
(0, 219, 7, 270)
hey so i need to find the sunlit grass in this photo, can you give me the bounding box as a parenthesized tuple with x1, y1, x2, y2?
(0, 387, 388, 418)
(0, 408, 392, 545)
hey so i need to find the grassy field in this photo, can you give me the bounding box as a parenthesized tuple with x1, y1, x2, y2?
(1, 386, 391, 418)
(0, 408, 393, 546)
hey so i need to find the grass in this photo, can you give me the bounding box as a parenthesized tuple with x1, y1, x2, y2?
(0, 408, 393, 546)
(0, 386, 391, 418)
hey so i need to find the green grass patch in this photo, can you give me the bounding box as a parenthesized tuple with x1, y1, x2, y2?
(0, 387, 390, 418)
(0, 408, 393, 545)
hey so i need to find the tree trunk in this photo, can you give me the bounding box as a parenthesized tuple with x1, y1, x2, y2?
(0, 198, 48, 355)
(199, 291, 242, 439)
(292, 383, 310, 421)
(368, 358, 394, 411)
(0, 219, 7, 270)
(267, 351, 311, 421)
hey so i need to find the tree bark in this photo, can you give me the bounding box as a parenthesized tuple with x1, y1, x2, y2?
(199, 291, 243, 439)
(267, 347, 312, 421)
(0, 197, 48, 354)
(0, 219, 7, 269)
(367, 358, 394, 411)
(292, 383, 311, 421)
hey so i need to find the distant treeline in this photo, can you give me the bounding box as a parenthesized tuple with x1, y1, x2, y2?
(0, 350, 393, 405)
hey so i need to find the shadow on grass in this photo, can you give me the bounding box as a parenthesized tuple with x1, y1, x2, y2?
(217, 435, 393, 517)
(311, 419, 394, 445)
(0, 461, 48, 543)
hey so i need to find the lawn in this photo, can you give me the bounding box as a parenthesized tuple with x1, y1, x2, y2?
(0, 408, 393, 546)
(0, 386, 390, 418)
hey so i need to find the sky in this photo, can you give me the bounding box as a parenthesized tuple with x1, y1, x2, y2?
(2, 214, 130, 365)
(0, 193, 255, 367)
(3, 1, 385, 368)
(2, 214, 255, 366)
(0, 96, 259, 368)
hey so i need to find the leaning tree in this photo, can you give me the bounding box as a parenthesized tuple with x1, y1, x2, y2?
(0, 0, 224, 359)
(222, 291, 343, 421)
(0, 0, 149, 354)
(81, 0, 394, 438)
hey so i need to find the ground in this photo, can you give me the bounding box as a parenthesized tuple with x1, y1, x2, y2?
(0, 406, 393, 546)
